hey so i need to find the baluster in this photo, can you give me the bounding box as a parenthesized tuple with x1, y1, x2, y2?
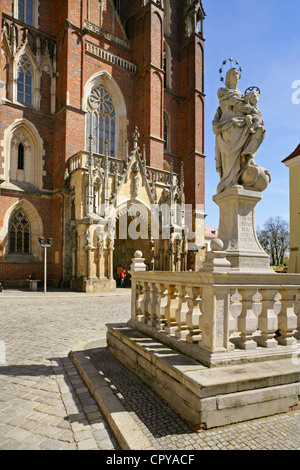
(277, 288, 298, 346)
(147, 282, 159, 327)
(229, 289, 242, 342)
(135, 281, 144, 322)
(164, 285, 179, 335)
(214, 288, 234, 351)
(131, 277, 140, 321)
(155, 283, 168, 331)
(175, 285, 189, 340)
(236, 289, 259, 350)
(257, 289, 280, 348)
(141, 281, 151, 325)
(185, 287, 202, 343)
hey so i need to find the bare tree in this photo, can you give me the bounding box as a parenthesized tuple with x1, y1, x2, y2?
(257, 216, 289, 266)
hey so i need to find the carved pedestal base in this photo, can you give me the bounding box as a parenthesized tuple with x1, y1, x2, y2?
(213, 187, 272, 272)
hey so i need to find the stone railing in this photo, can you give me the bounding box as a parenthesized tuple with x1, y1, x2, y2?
(129, 265, 300, 367)
(2, 14, 56, 57)
(85, 41, 137, 74)
(68, 151, 125, 174)
(68, 150, 88, 172)
(146, 167, 174, 186)
(68, 151, 179, 186)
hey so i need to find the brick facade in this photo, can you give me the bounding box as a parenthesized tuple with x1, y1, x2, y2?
(0, 0, 206, 286)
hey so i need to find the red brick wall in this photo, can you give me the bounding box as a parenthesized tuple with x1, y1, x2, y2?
(0, 263, 44, 281)
(0, 191, 64, 281)
(0, 192, 54, 281)
(0, 0, 206, 281)
(40, 71, 51, 114)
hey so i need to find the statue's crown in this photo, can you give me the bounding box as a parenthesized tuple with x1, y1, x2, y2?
(244, 86, 261, 96)
(219, 58, 242, 82)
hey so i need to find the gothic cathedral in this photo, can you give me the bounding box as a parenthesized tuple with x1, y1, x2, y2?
(0, 0, 206, 291)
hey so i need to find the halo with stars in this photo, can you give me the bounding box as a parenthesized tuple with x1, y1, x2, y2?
(219, 58, 243, 83)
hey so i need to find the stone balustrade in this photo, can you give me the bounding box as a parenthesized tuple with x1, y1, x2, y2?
(146, 167, 173, 186)
(129, 270, 300, 366)
(85, 41, 136, 73)
(68, 151, 179, 187)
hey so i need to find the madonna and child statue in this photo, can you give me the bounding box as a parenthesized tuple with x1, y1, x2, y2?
(213, 66, 270, 194)
(211, 63, 273, 272)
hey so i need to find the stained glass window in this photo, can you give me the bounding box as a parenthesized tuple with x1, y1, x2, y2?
(9, 210, 31, 254)
(86, 85, 116, 157)
(17, 56, 32, 106)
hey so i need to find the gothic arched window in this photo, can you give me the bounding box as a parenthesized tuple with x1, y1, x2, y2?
(18, 0, 33, 26)
(163, 43, 172, 90)
(18, 143, 24, 170)
(164, 112, 170, 151)
(163, 51, 167, 89)
(86, 85, 116, 157)
(17, 56, 32, 106)
(9, 210, 31, 254)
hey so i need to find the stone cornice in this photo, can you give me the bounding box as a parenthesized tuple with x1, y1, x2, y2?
(85, 40, 136, 74)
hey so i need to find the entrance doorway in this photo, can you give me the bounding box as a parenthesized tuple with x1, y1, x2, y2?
(113, 211, 151, 287)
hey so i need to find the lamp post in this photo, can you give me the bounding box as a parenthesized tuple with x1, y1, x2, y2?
(38, 237, 53, 293)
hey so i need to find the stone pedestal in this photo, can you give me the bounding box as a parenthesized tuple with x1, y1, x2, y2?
(213, 187, 272, 272)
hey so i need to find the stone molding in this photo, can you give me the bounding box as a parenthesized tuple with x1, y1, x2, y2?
(85, 40, 137, 74)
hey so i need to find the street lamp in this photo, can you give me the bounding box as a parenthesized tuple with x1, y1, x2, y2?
(38, 237, 53, 293)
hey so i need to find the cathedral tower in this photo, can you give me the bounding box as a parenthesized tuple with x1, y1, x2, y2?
(0, 0, 206, 290)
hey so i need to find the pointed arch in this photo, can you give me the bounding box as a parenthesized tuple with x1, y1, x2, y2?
(83, 71, 127, 159)
(8, 209, 31, 254)
(3, 118, 45, 189)
(1, 199, 44, 259)
(163, 111, 170, 152)
(163, 40, 172, 90)
(7, 44, 41, 108)
(16, 55, 33, 106)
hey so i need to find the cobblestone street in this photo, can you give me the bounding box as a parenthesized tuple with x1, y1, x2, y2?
(0, 289, 130, 450)
(0, 289, 300, 450)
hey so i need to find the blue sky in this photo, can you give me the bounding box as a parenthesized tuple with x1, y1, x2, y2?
(203, 0, 300, 230)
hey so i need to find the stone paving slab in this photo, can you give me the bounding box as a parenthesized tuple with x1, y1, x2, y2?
(0, 289, 130, 450)
(71, 339, 300, 450)
(1, 288, 300, 450)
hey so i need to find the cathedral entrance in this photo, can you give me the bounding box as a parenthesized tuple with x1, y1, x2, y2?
(113, 207, 152, 287)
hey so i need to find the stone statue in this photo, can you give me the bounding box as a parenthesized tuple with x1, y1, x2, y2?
(213, 67, 270, 194)
(97, 231, 104, 258)
(84, 227, 92, 248)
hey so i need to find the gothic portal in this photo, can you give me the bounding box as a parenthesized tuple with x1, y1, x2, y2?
(0, 0, 206, 291)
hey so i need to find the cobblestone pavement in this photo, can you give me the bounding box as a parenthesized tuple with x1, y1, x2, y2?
(0, 288, 300, 450)
(88, 347, 300, 450)
(0, 289, 130, 450)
